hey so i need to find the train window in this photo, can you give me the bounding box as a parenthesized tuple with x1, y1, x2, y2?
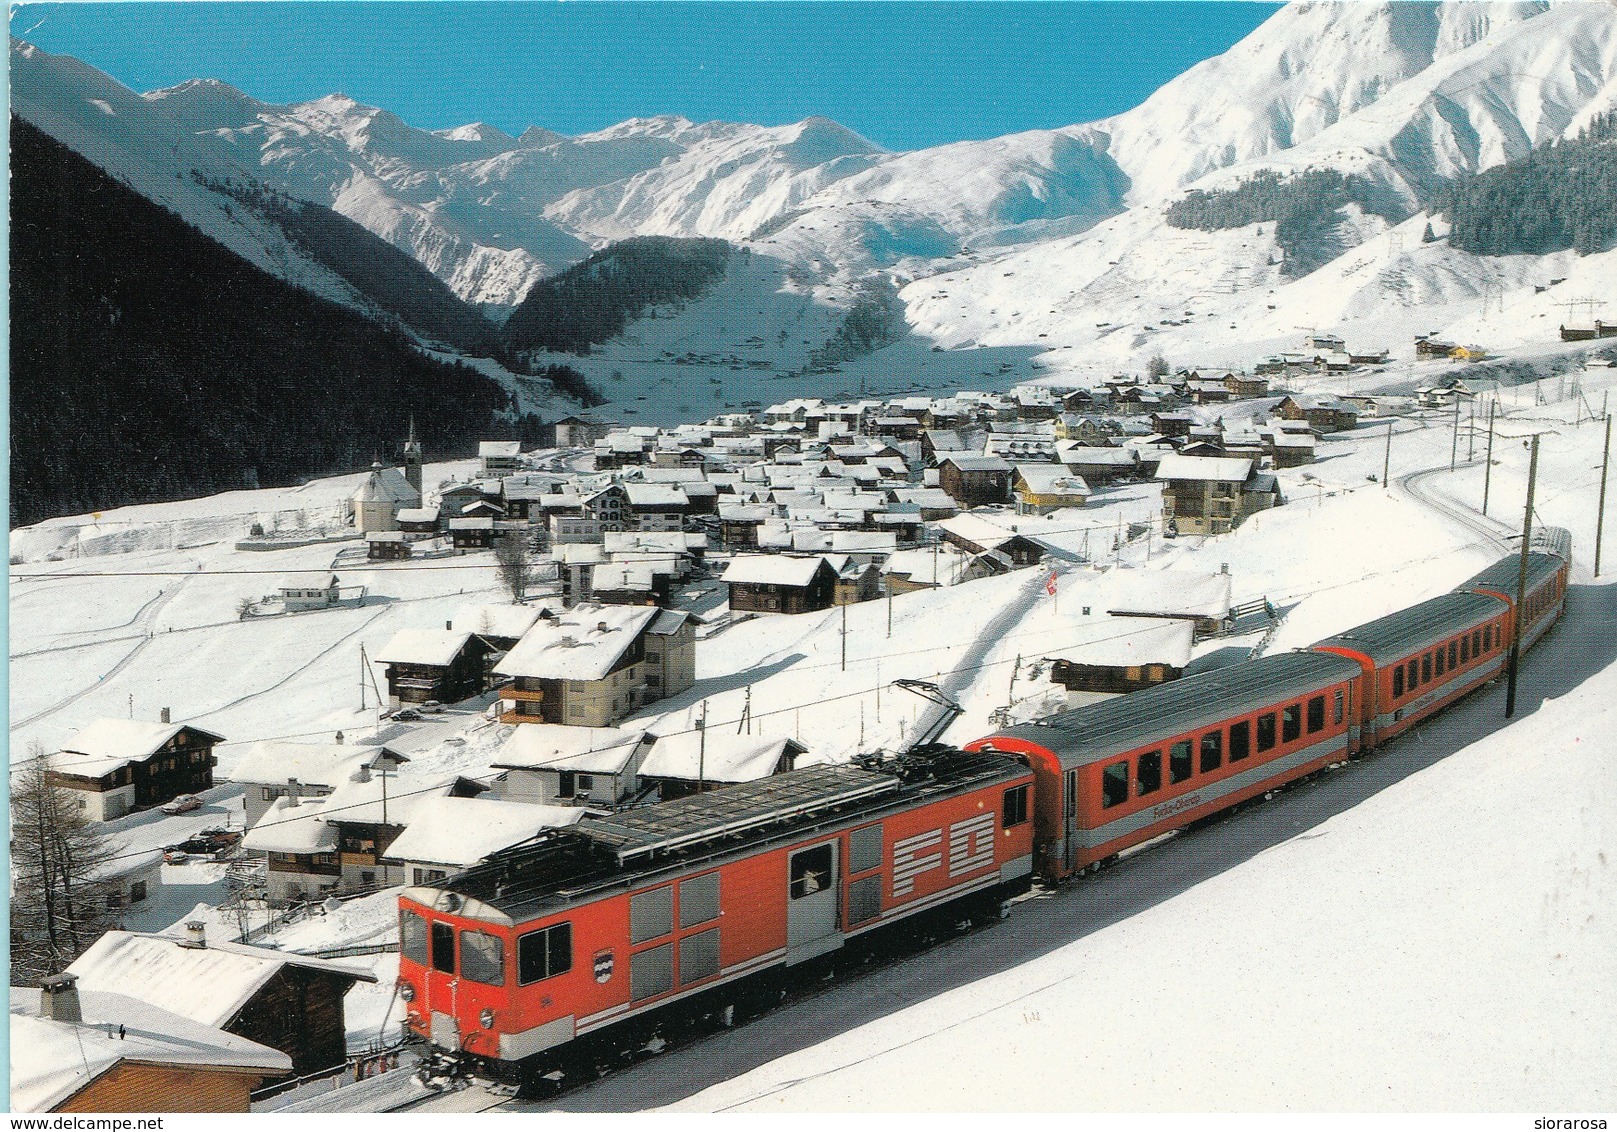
(517, 923, 572, 985)
(1433, 648, 1444, 677)
(678, 928, 721, 986)
(631, 886, 674, 943)
(679, 873, 721, 928)
(1422, 654, 1432, 683)
(1066, 771, 1078, 819)
(1169, 741, 1192, 785)
(1200, 731, 1222, 773)
(1472, 630, 1482, 656)
(1256, 713, 1276, 753)
(790, 846, 835, 899)
(401, 912, 428, 966)
(1002, 785, 1030, 827)
(1406, 660, 1418, 690)
(848, 875, 883, 926)
(850, 824, 884, 873)
(1135, 751, 1162, 796)
(1448, 641, 1458, 670)
(1281, 704, 1301, 743)
(1101, 761, 1129, 808)
(1483, 626, 1492, 652)
(1333, 689, 1345, 724)
(1230, 720, 1251, 761)
(1392, 666, 1405, 698)
(1306, 696, 1325, 733)
(459, 930, 504, 986)
(1459, 636, 1469, 664)
(630, 943, 674, 1004)
(431, 922, 455, 974)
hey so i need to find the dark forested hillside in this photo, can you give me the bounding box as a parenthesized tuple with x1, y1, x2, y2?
(1166, 169, 1401, 277)
(501, 236, 731, 356)
(1436, 112, 1617, 256)
(8, 117, 524, 528)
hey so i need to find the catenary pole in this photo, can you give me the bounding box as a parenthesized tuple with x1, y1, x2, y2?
(1482, 401, 1496, 514)
(1597, 414, 1611, 578)
(1382, 419, 1392, 488)
(1504, 434, 1540, 719)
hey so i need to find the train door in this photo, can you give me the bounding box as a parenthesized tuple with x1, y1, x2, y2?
(1064, 770, 1078, 872)
(786, 841, 841, 963)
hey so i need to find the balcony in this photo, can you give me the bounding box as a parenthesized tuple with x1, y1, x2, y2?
(504, 686, 546, 704)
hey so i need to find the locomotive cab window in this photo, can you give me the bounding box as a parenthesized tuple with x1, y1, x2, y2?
(1169, 741, 1193, 785)
(1307, 695, 1325, 733)
(1101, 761, 1129, 808)
(430, 921, 455, 974)
(401, 912, 428, 966)
(1282, 704, 1301, 743)
(517, 922, 572, 985)
(1136, 751, 1162, 796)
(1200, 731, 1222, 773)
(1256, 713, 1276, 753)
(1002, 784, 1030, 827)
(1230, 720, 1251, 761)
(460, 929, 505, 986)
(790, 845, 834, 899)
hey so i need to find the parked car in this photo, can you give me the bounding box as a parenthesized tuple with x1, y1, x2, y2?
(393, 707, 422, 722)
(161, 793, 202, 815)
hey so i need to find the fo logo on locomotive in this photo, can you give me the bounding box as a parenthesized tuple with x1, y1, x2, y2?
(594, 949, 615, 984)
(890, 812, 996, 897)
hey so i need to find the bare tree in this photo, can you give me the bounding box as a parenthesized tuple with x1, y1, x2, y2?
(10, 744, 119, 984)
(494, 532, 533, 604)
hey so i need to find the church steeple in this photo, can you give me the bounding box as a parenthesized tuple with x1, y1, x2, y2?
(403, 417, 422, 497)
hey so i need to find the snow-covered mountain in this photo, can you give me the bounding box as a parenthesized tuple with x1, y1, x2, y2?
(12, 0, 1617, 377)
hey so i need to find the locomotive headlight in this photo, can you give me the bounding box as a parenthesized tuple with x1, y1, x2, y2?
(480, 1008, 496, 1030)
(398, 981, 415, 1003)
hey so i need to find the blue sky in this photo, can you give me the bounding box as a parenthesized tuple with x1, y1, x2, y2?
(12, 2, 1280, 150)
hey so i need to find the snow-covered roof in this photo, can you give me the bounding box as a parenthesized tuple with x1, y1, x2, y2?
(451, 603, 544, 640)
(1103, 569, 1234, 619)
(1016, 466, 1091, 495)
(278, 572, 339, 591)
(638, 732, 805, 784)
(494, 604, 660, 681)
(624, 483, 689, 508)
(723, 554, 832, 587)
(57, 719, 224, 776)
(553, 542, 608, 564)
(493, 723, 646, 774)
(10, 989, 291, 1112)
(479, 441, 522, 458)
(66, 931, 374, 1030)
(384, 796, 584, 869)
(883, 545, 980, 586)
(1057, 444, 1138, 466)
(351, 465, 420, 505)
(1154, 454, 1253, 483)
(375, 628, 473, 668)
(396, 506, 439, 523)
(243, 795, 339, 854)
(229, 740, 376, 789)
(940, 454, 1013, 472)
(447, 517, 495, 530)
(935, 513, 1028, 549)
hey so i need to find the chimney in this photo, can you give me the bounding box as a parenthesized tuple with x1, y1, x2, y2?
(178, 921, 207, 949)
(40, 974, 83, 1023)
(286, 778, 301, 807)
(596, 621, 609, 634)
(160, 707, 171, 724)
(446, 620, 453, 631)
(560, 636, 576, 648)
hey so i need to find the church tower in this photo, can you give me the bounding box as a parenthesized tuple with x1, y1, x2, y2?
(403, 417, 422, 497)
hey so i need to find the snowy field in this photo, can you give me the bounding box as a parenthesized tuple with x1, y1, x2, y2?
(9, 367, 1615, 1111)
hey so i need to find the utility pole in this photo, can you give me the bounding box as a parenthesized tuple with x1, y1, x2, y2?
(1467, 402, 1477, 461)
(697, 700, 707, 793)
(1597, 413, 1612, 578)
(886, 583, 893, 638)
(1449, 395, 1461, 471)
(359, 643, 369, 710)
(840, 602, 848, 672)
(1482, 401, 1497, 514)
(1504, 434, 1540, 719)
(1382, 419, 1392, 488)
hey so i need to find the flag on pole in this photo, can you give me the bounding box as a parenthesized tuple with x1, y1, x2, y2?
(1046, 569, 1058, 596)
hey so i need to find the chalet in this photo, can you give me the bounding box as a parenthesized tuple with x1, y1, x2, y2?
(50, 718, 223, 821)
(724, 554, 840, 614)
(921, 429, 971, 467)
(491, 724, 649, 808)
(437, 480, 499, 522)
(882, 545, 1002, 593)
(1045, 615, 1195, 695)
(830, 556, 885, 605)
(935, 513, 1047, 566)
(11, 978, 291, 1113)
(1150, 411, 1196, 439)
(637, 732, 808, 799)
(1267, 427, 1317, 468)
(279, 573, 340, 612)
(1415, 336, 1457, 357)
(936, 454, 1013, 507)
(1223, 373, 1270, 398)
(555, 542, 607, 606)
(396, 506, 440, 536)
(383, 796, 584, 885)
(479, 440, 523, 476)
(1053, 414, 1111, 444)
(242, 795, 341, 902)
(1449, 344, 1488, 363)
(367, 531, 411, 560)
(1056, 443, 1140, 484)
(1156, 454, 1281, 536)
(1304, 332, 1345, 352)
(448, 516, 496, 549)
(500, 480, 551, 521)
(375, 627, 496, 705)
(1348, 348, 1390, 365)
(1275, 394, 1360, 434)
(449, 602, 545, 650)
(590, 561, 673, 607)
(232, 739, 377, 830)
(66, 928, 375, 1078)
(553, 415, 613, 447)
(1013, 466, 1091, 516)
(494, 603, 695, 726)
(1415, 379, 1476, 408)
(1103, 568, 1235, 637)
(624, 482, 690, 532)
(718, 502, 775, 549)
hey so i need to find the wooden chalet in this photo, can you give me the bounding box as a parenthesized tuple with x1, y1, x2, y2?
(50, 718, 223, 822)
(723, 554, 839, 614)
(936, 454, 1013, 507)
(375, 628, 496, 705)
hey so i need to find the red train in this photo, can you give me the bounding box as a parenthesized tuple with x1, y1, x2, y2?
(397, 532, 1570, 1088)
